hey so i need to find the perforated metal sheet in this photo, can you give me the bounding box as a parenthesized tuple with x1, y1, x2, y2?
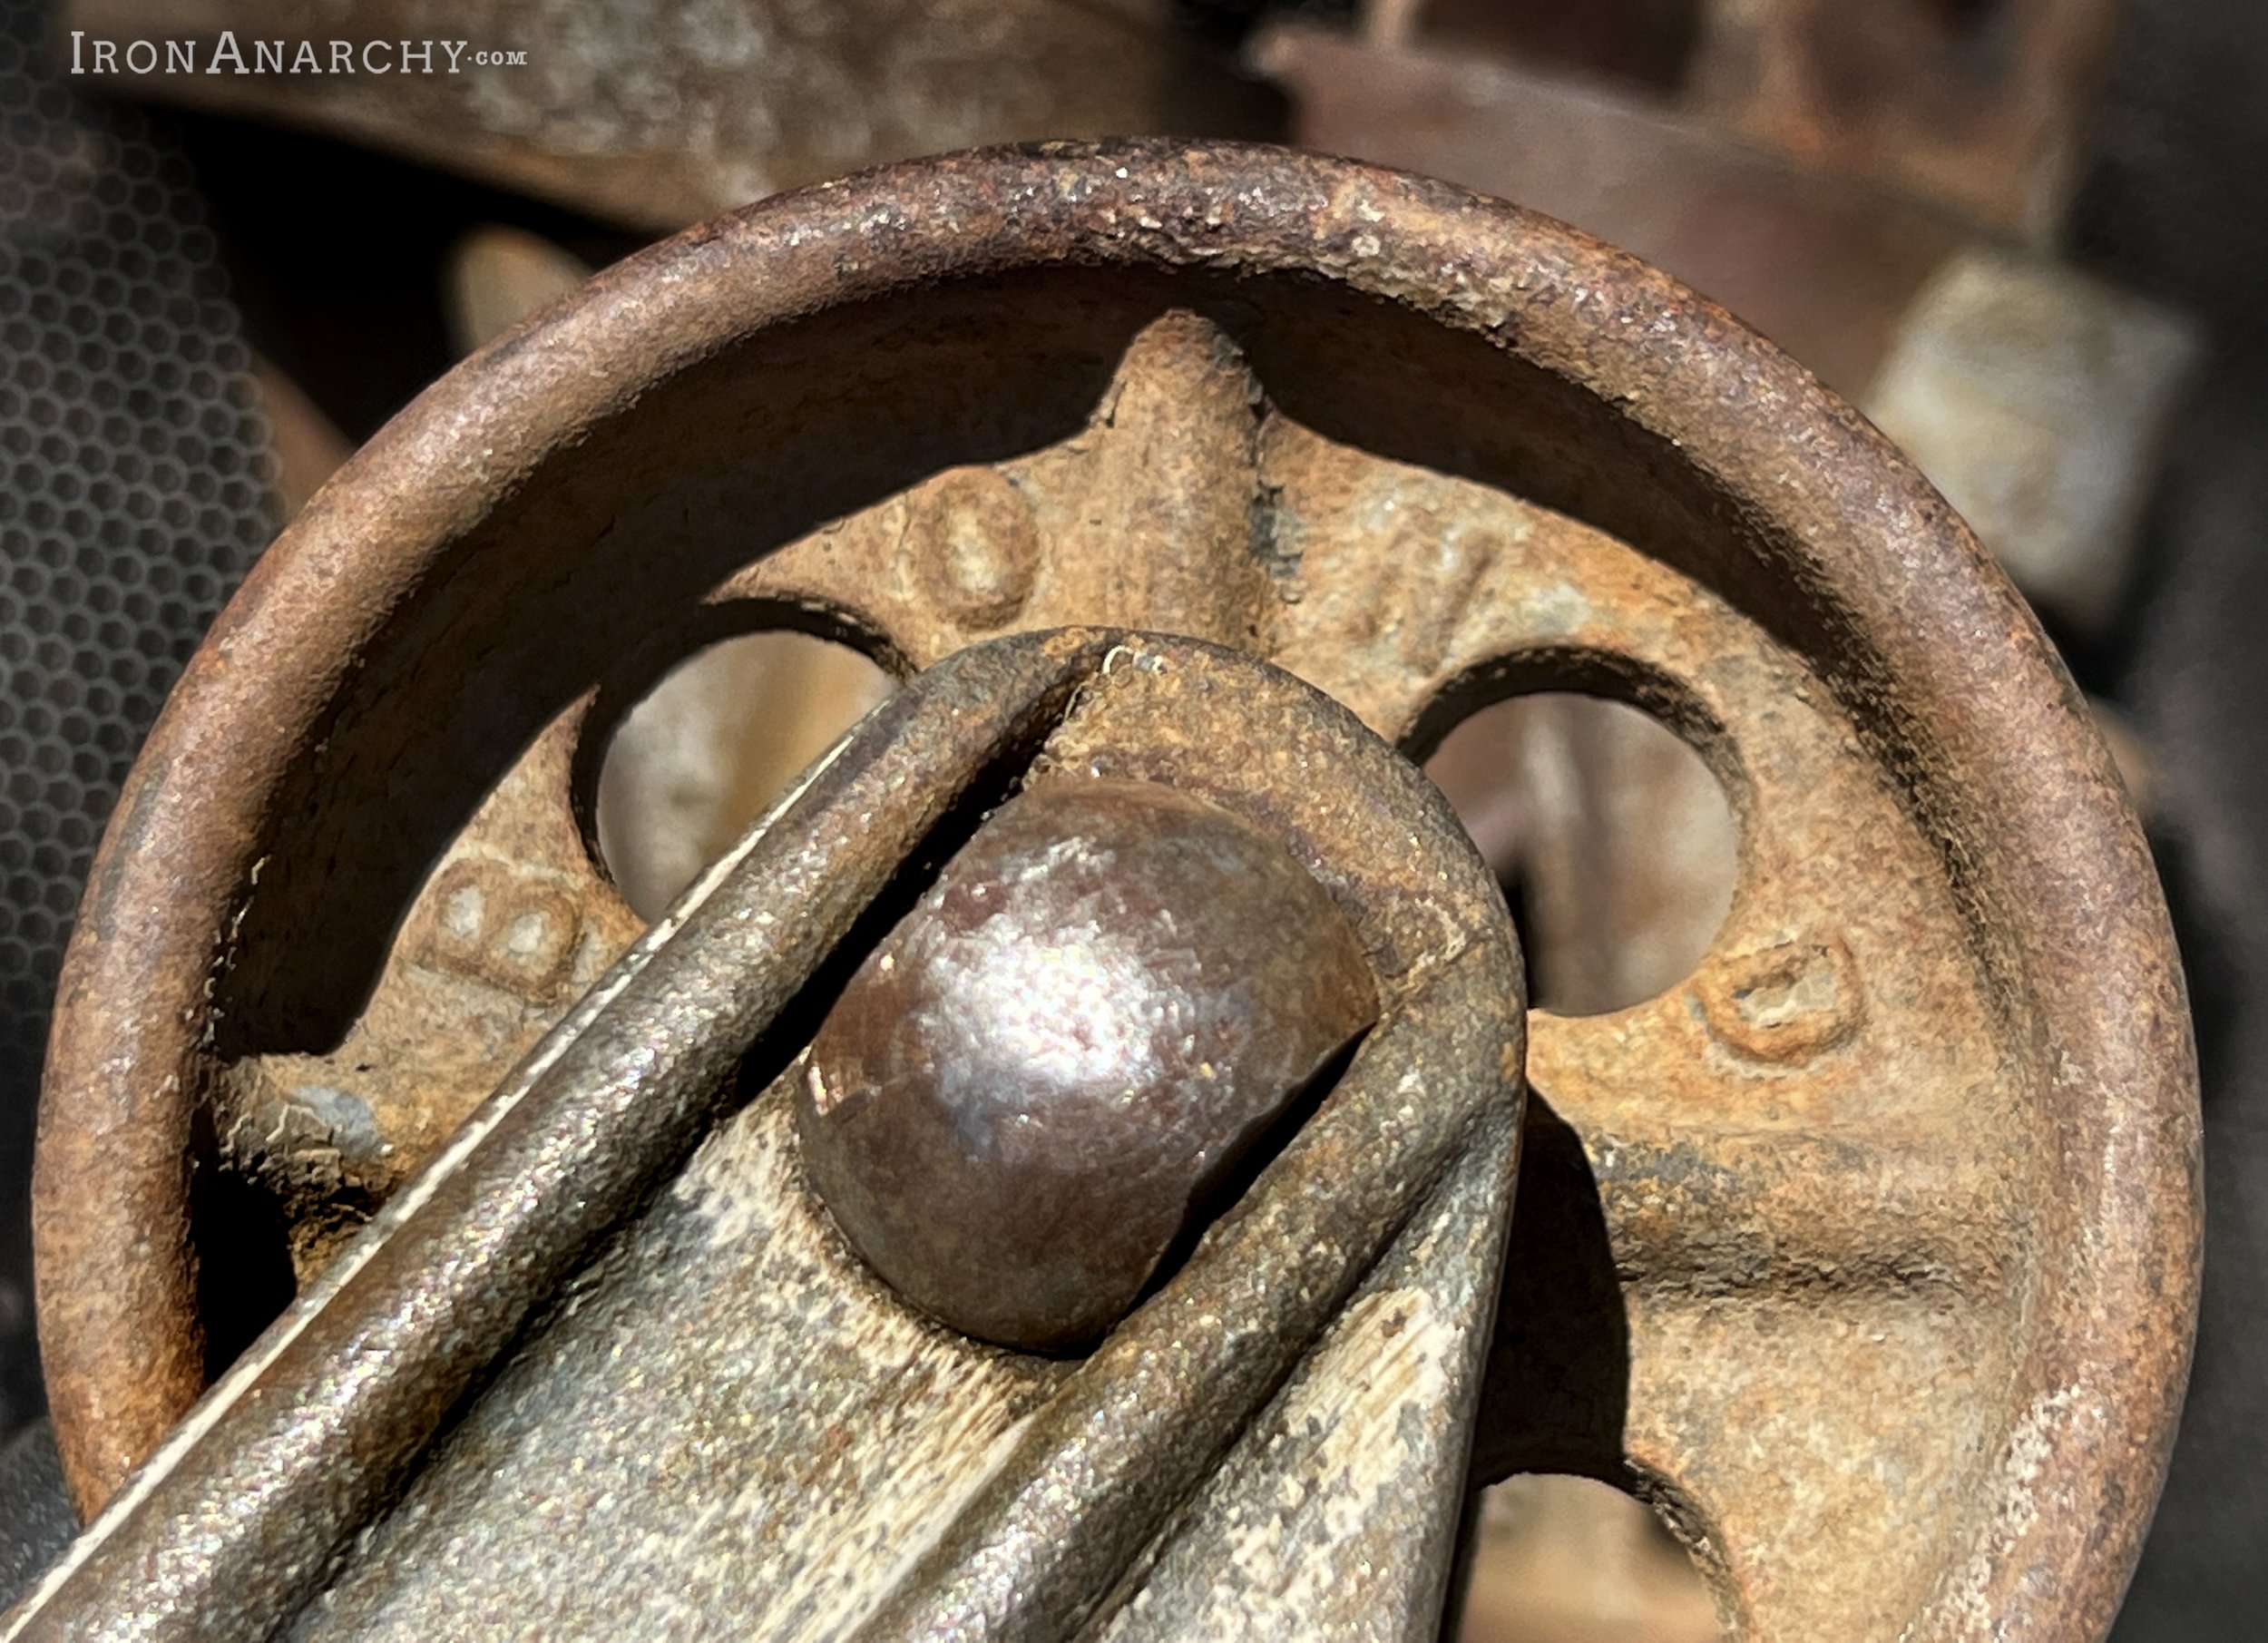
(0, 1, 273, 1434)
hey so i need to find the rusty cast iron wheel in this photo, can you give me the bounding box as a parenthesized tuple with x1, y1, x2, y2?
(33, 141, 2197, 1639)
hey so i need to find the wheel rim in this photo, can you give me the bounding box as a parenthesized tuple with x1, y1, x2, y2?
(34, 140, 2198, 1640)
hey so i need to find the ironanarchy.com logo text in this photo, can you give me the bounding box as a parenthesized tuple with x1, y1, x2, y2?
(69, 32, 527, 75)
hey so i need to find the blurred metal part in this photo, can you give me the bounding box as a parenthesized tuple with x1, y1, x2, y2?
(247, 355, 350, 522)
(54, 0, 1283, 231)
(595, 631, 898, 922)
(1254, 22, 1957, 396)
(1863, 248, 2198, 638)
(442, 225, 590, 357)
(1461, 1475, 1723, 1643)
(1425, 695, 1736, 1017)
(1261, 5, 2186, 634)
(1380, 0, 2130, 244)
(1686, 0, 2127, 245)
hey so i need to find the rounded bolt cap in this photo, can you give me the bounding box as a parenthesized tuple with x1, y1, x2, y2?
(796, 777, 1378, 1352)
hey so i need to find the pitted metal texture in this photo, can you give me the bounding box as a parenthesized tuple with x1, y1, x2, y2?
(23, 142, 2198, 1641)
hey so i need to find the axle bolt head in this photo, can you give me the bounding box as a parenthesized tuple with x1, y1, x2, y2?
(796, 777, 1377, 1352)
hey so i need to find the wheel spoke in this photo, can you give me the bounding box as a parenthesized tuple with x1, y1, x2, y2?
(1480, 1020, 2028, 1642)
(216, 709, 640, 1279)
(717, 309, 1271, 669)
(1620, 1286, 2019, 1640)
(1304, 433, 2052, 1637)
(1547, 1092, 2019, 1303)
(1259, 415, 1601, 745)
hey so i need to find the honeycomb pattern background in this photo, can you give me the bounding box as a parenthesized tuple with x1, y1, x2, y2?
(0, 2, 274, 1434)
